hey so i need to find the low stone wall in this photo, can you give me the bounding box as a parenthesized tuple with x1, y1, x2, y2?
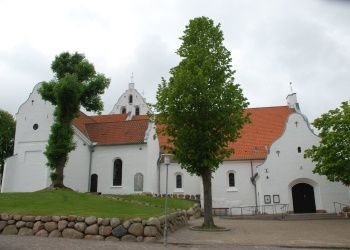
(0, 204, 201, 242)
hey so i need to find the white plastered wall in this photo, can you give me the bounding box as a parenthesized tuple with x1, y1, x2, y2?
(2, 83, 54, 192)
(159, 162, 201, 196)
(90, 143, 152, 194)
(256, 112, 350, 213)
(210, 160, 263, 211)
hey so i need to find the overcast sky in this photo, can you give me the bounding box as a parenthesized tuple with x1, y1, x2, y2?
(0, 0, 349, 122)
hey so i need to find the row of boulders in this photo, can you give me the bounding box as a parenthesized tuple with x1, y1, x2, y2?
(0, 203, 201, 242)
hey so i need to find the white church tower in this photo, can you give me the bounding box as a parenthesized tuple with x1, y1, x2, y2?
(110, 74, 149, 119)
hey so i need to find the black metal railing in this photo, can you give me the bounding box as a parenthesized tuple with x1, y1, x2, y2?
(229, 203, 289, 219)
(333, 201, 350, 214)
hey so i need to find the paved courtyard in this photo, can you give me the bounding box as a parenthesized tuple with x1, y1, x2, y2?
(168, 217, 350, 248)
(0, 217, 349, 249)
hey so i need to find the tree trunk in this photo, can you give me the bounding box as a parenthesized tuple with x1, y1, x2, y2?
(52, 158, 66, 188)
(201, 167, 216, 228)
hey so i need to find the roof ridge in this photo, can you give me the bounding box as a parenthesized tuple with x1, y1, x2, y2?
(246, 105, 289, 110)
(85, 118, 149, 126)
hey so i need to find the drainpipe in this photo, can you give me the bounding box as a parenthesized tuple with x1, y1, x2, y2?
(156, 153, 162, 195)
(87, 142, 97, 192)
(250, 160, 258, 211)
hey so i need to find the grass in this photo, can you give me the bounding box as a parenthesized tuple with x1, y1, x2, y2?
(0, 189, 194, 219)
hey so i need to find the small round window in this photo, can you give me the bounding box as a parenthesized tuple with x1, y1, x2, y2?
(33, 124, 39, 130)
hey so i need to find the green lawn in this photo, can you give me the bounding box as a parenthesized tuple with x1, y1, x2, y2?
(0, 190, 194, 219)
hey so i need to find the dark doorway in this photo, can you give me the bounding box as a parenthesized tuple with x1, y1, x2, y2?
(90, 174, 98, 192)
(292, 183, 316, 213)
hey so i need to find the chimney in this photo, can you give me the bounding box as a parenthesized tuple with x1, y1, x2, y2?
(286, 93, 301, 112)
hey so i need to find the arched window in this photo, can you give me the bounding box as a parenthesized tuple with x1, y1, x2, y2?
(297, 146, 301, 153)
(121, 107, 126, 114)
(229, 173, 235, 187)
(176, 174, 182, 189)
(135, 106, 140, 116)
(129, 94, 133, 104)
(134, 173, 143, 192)
(113, 159, 122, 186)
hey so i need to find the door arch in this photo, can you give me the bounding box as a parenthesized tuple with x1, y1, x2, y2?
(90, 174, 98, 192)
(292, 183, 316, 213)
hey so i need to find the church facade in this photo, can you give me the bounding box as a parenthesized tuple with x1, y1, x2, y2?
(1, 82, 349, 214)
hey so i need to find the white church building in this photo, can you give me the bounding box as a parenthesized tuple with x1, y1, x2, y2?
(1, 81, 349, 214)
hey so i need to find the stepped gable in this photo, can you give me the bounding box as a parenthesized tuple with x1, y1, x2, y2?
(73, 113, 149, 145)
(157, 106, 293, 160)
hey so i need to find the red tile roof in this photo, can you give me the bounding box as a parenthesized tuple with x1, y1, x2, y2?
(227, 106, 292, 160)
(72, 113, 149, 145)
(157, 106, 293, 160)
(85, 120, 149, 145)
(72, 106, 292, 157)
(90, 114, 128, 123)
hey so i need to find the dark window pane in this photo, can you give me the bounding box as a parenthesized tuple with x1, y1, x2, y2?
(113, 159, 122, 186)
(229, 173, 235, 187)
(176, 175, 182, 189)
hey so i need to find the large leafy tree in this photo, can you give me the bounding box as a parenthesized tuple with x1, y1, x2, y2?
(39, 52, 110, 188)
(0, 109, 16, 181)
(155, 17, 249, 228)
(305, 101, 350, 186)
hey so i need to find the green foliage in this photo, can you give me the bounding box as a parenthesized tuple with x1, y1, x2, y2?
(0, 109, 15, 176)
(305, 101, 350, 185)
(39, 52, 110, 187)
(0, 190, 194, 218)
(155, 17, 249, 228)
(155, 17, 249, 175)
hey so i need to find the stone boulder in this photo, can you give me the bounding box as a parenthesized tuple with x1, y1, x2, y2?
(58, 220, 68, 231)
(99, 225, 112, 236)
(121, 234, 137, 242)
(52, 216, 61, 222)
(49, 230, 62, 238)
(85, 224, 98, 235)
(0, 221, 7, 232)
(18, 227, 34, 236)
(85, 216, 97, 225)
(67, 215, 77, 222)
(100, 218, 110, 226)
(22, 216, 35, 222)
(41, 216, 52, 222)
(36, 229, 49, 237)
(45, 222, 58, 232)
(122, 220, 131, 229)
(144, 226, 159, 237)
(62, 228, 84, 239)
(33, 221, 44, 233)
(13, 215, 22, 220)
(16, 221, 26, 228)
(112, 225, 127, 237)
(110, 218, 120, 228)
(128, 223, 143, 236)
(2, 225, 18, 235)
(146, 217, 161, 232)
(74, 222, 86, 232)
(105, 236, 120, 241)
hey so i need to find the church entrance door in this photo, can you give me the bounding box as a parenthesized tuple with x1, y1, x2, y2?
(90, 174, 98, 192)
(292, 183, 316, 213)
